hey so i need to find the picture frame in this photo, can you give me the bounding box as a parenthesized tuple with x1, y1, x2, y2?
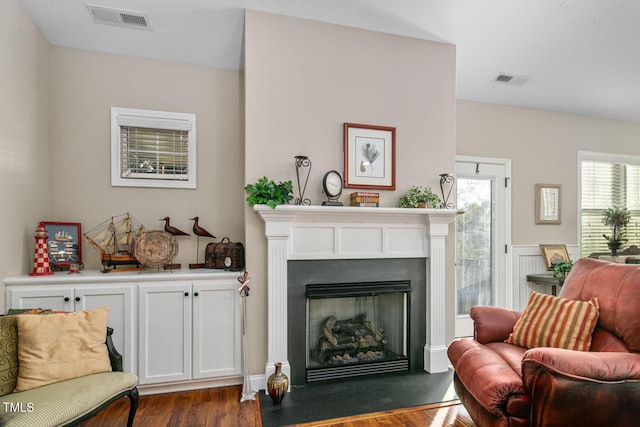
(535, 183, 561, 224)
(42, 222, 82, 267)
(539, 244, 570, 270)
(344, 123, 396, 190)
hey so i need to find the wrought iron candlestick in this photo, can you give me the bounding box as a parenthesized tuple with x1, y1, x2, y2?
(294, 155, 312, 205)
(439, 173, 456, 209)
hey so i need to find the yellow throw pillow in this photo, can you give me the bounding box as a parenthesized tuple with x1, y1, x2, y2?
(15, 307, 112, 392)
(506, 291, 599, 351)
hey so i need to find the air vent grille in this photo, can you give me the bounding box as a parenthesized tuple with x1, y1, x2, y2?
(492, 73, 531, 87)
(87, 4, 151, 30)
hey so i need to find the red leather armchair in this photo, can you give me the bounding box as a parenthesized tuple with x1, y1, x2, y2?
(447, 258, 640, 427)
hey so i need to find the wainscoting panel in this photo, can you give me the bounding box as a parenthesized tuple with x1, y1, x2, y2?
(511, 245, 580, 311)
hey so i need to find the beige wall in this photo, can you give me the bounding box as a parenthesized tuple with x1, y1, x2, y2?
(9, 2, 640, 382)
(244, 10, 457, 374)
(48, 47, 245, 270)
(457, 100, 640, 246)
(0, 0, 51, 308)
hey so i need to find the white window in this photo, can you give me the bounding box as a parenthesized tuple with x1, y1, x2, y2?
(111, 107, 196, 189)
(579, 151, 640, 256)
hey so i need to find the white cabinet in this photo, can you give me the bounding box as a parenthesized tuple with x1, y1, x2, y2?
(4, 269, 242, 393)
(6, 283, 135, 373)
(138, 278, 241, 385)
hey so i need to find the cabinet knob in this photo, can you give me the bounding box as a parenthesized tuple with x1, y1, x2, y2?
(184, 292, 189, 297)
(64, 297, 70, 302)
(194, 292, 199, 297)
(75, 297, 81, 302)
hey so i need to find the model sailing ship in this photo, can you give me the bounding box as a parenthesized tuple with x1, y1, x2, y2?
(84, 213, 145, 271)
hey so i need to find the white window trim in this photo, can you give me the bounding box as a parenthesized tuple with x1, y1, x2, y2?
(577, 150, 640, 256)
(111, 107, 197, 189)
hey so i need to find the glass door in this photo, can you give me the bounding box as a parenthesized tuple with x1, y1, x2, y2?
(455, 158, 510, 337)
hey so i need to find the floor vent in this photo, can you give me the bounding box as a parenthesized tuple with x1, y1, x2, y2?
(493, 73, 531, 87)
(87, 4, 152, 30)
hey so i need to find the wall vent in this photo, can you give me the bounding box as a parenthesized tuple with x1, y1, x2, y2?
(87, 4, 152, 30)
(492, 73, 531, 87)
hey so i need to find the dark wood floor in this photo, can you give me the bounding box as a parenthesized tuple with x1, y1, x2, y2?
(80, 385, 475, 427)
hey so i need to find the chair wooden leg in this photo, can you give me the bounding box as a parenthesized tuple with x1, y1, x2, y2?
(127, 387, 139, 427)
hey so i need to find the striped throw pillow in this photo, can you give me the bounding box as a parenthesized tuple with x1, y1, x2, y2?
(506, 291, 600, 351)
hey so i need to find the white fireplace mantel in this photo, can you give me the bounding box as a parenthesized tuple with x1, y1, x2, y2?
(255, 204, 458, 383)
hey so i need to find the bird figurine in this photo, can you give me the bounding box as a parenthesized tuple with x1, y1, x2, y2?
(160, 217, 190, 236)
(189, 217, 215, 239)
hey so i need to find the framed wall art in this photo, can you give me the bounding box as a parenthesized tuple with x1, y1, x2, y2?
(43, 222, 82, 267)
(539, 244, 569, 270)
(535, 183, 561, 224)
(343, 123, 396, 190)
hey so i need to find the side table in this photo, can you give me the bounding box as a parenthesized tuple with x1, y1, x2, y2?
(526, 273, 564, 296)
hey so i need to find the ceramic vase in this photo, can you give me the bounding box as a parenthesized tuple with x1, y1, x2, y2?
(267, 362, 289, 405)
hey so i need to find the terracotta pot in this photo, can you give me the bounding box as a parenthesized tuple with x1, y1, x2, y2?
(267, 362, 289, 404)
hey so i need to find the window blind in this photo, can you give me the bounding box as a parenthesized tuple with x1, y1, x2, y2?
(111, 107, 196, 189)
(120, 126, 189, 180)
(581, 159, 640, 256)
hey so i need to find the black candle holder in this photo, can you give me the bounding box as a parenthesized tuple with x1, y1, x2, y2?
(439, 173, 455, 209)
(294, 156, 312, 205)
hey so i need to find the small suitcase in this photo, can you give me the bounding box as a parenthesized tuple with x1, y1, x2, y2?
(204, 237, 245, 271)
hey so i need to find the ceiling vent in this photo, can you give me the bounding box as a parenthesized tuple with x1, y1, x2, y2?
(87, 4, 152, 30)
(492, 73, 531, 87)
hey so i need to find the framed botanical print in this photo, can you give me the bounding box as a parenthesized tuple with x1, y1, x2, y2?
(343, 123, 396, 190)
(43, 222, 82, 267)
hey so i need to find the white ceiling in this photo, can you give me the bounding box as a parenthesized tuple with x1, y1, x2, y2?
(19, 0, 640, 122)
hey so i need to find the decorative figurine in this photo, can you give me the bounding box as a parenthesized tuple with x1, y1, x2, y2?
(30, 222, 54, 276)
(160, 217, 190, 236)
(189, 216, 216, 269)
(160, 216, 190, 269)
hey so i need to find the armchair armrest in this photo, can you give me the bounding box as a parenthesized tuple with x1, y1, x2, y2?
(470, 306, 521, 344)
(523, 348, 640, 383)
(106, 326, 123, 372)
(522, 349, 640, 427)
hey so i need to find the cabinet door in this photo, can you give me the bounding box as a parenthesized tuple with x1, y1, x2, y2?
(192, 280, 242, 379)
(7, 286, 73, 312)
(75, 285, 135, 373)
(138, 283, 192, 385)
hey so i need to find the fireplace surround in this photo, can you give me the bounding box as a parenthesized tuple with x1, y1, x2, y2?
(255, 205, 458, 386)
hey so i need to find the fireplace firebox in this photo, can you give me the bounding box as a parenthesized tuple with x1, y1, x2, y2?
(305, 281, 411, 382)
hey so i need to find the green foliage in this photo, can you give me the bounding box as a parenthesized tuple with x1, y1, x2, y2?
(602, 206, 631, 242)
(552, 260, 573, 278)
(398, 186, 441, 208)
(244, 177, 294, 209)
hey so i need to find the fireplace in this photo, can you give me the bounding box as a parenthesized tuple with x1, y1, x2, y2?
(255, 205, 457, 389)
(288, 258, 425, 385)
(305, 280, 411, 382)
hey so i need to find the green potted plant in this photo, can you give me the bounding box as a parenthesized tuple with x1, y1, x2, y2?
(552, 260, 573, 280)
(602, 207, 631, 255)
(399, 186, 441, 208)
(244, 176, 294, 209)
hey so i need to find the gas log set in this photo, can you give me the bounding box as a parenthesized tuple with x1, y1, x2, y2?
(315, 313, 391, 365)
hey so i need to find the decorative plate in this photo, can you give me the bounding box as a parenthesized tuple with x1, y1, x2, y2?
(134, 230, 179, 268)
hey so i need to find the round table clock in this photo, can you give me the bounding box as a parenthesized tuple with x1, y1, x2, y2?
(322, 170, 343, 206)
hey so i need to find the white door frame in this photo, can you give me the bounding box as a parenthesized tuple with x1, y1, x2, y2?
(455, 155, 513, 337)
